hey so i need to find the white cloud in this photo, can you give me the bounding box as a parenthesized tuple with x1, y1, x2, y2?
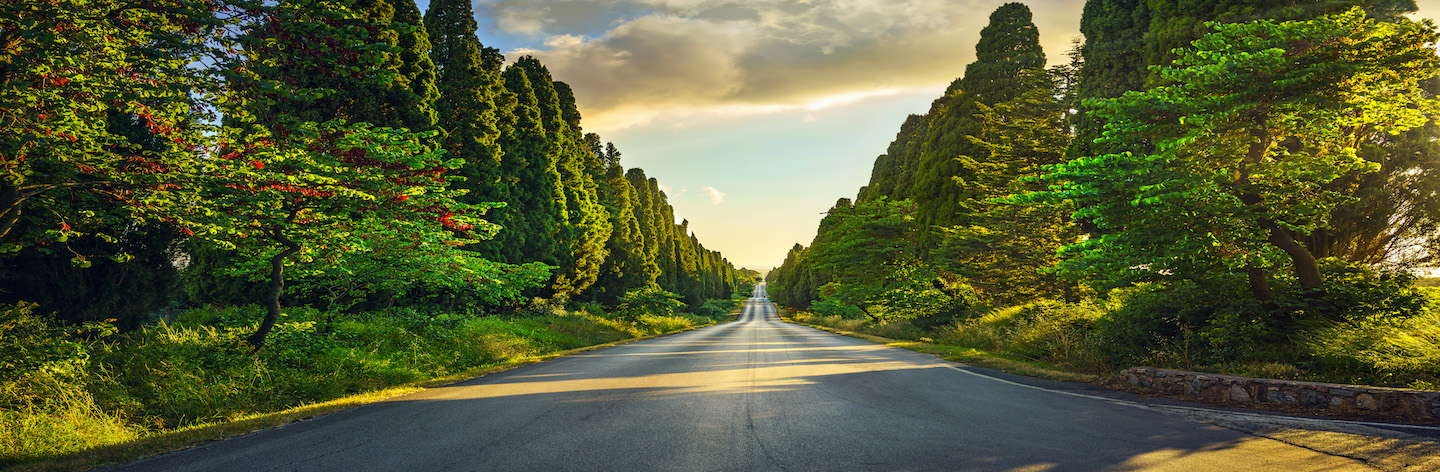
(482, 0, 1083, 133)
(658, 183, 687, 198)
(702, 186, 727, 204)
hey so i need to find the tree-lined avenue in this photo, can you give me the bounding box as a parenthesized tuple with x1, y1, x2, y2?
(100, 283, 1378, 471)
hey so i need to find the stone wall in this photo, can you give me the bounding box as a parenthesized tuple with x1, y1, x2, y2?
(1115, 366, 1440, 420)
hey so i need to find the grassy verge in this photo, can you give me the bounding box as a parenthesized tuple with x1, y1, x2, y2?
(781, 313, 1100, 384)
(1, 302, 737, 471)
(782, 284, 1440, 391)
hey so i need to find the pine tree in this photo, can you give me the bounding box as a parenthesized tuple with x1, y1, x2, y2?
(936, 70, 1075, 304)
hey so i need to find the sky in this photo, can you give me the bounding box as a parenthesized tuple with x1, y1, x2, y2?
(419, 0, 1440, 271)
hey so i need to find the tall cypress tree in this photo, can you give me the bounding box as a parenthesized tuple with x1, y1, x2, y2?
(426, 0, 505, 213)
(511, 57, 611, 297)
(910, 3, 1045, 251)
(393, 0, 439, 142)
(586, 139, 648, 304)
(499, 65, 561, 266)
(626, 168, 663, 287)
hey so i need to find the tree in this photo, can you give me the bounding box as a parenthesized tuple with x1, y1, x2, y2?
(910, 3, 1046, 251)
(806, 198, 973, 322)
(586, 139, 649, 304)
(204, 1, 536, 347)
(1041, 9, 1440, 307)
(498, 65, 561, 266)
(1067, 0, 1152, 166)
(511, 57, 611, 298)
(937, 70, 1075, 304)
(1306, 76, 1440, 267)
(0, 0, 227, 260)
(426, 0, 506, 218)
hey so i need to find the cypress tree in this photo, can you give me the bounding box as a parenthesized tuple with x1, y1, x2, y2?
(499, 65, 562, 266)
(626, 168, 663, 287)
(426, 0, 505, 210)
(910, 3, 1045, 251)
(392, 0, 439, 143)
(509, 57, 612, 297)
(587, 140, 649, 304)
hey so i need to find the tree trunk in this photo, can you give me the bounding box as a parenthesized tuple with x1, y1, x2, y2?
(1246, 266, 1277, 310)
(1260, 219, 1324, 290)
(248, 234, 301, 349)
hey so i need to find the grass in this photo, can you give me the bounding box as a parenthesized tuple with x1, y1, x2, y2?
(1, 301, 738, 471)
(784, 311, 1100, 384)
(782, 283, 1440, 391)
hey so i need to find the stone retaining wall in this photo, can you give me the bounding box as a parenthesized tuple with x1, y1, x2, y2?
(1115, 366, 1440, 420)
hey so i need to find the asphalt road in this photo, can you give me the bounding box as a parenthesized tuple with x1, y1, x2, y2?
(106, 284, 1379, 471)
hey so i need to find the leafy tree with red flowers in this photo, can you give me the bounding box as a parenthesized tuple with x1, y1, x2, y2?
(0, 0, 233, 263)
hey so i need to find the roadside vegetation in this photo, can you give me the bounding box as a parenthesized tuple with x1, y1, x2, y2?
(0, 295, 744, 468)
(1, 0, 762, 467)
(788, 275, 1440, 389)
(770, 3, 1440, 393)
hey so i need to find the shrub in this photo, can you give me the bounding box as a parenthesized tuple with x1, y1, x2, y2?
(613, 288, 685, 321)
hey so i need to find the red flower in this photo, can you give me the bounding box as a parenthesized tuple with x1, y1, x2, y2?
(249, 160, 264, 169)
(397, 195, 409, 202)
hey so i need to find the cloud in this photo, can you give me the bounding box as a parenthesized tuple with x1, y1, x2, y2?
(487, 0, 1084, 133)
(702, 186, 726, 204)
(657, 183, 687, 198)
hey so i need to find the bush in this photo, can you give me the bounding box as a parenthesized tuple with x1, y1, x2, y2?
(809, 296, 865, 319)
(613, 288, 685, 321)
(691, 298, 738, 318)
(939, 299, 1108, 371)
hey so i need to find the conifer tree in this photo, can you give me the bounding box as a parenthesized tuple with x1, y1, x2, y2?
(499, 65, 561, 266)
(937, 70, 1075, 304)
(910, 3, 1045, 251)
(509, 57, 611, 297)
(858, 114, 927, 203)
(393, 0, 439, 143)
(587, 139, 649, 304)
(426, 0, 505, 211)
(626, 168, 664, 287)
(1067, 0, 1151, 161)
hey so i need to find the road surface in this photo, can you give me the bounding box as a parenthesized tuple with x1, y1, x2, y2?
(107, 284, 1384, 471)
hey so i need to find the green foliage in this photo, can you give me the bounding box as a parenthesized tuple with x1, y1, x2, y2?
(1041, 8, 1440, 297)
(809, 295, 866, 319)
(910, 3, 1047, 249)
(936, 69, 1076, 305)
(613, 287, 686, 322)
(0, 0, 235, 259)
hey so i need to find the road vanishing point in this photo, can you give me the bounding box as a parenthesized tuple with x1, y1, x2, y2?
(106, 284, 1417, 471)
